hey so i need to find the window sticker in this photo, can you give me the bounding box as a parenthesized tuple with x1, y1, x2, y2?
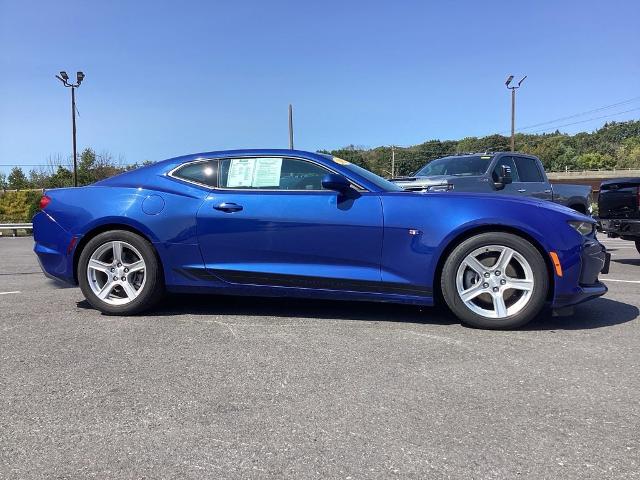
(252, 157, 283, 187)
(227, 158, 256, 187)
(332, 156, 350, 165)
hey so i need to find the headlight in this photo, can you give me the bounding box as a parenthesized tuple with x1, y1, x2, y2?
(568, 220, 595, 236)
(425, 184, 454, 192)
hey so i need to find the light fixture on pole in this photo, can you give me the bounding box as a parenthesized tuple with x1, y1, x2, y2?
(505, 74, 526, 152)
(55, 70, 85, 187)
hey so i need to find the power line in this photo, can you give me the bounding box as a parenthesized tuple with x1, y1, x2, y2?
(517, 95, 640, 131)
(525, 106, 640, 134)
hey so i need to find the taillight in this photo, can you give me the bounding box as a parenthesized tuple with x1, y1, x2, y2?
(39, 195, 51, 210)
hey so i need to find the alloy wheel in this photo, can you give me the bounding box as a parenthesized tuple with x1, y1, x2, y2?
(86, 240, 146, 305)
(455, 245, 535, 319)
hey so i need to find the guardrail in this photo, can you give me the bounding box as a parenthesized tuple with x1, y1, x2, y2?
(0, 223, 33, 236)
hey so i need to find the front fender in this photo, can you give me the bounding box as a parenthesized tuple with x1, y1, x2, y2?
(379, 193, 585, 302)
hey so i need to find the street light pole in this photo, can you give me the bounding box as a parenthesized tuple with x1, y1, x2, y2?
(505, 74, 526, 152)
(391, 145, 396, 178)
(288, 104, 294, 150)
(56, 71, 85, 186)
(71, 86, 77, 186)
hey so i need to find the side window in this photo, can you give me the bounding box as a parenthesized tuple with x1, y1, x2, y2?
(172, 160, 218, 187)
(218, 157, 332, 190)
(514, 157, 544, 182)
(492, 156, 520, 182)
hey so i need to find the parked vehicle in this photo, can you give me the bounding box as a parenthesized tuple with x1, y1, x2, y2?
(390, 152, 592, 213)
(598, 177, 640, 254)
(33, 149, 609, 329)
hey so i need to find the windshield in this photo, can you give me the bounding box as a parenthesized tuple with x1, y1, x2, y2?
(415, 155, 492, 177)
(337, 159, 403, 191)
(320, 155, 403, 191)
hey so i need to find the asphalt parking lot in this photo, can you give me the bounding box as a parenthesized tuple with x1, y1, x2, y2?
(1, 236, 638, 479)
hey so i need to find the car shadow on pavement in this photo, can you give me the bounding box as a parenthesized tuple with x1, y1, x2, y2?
(80, 294, 458, 326)
(524, 297, 638, 331)
(612, 258, 640, 266)
(78, 294, 637, 330)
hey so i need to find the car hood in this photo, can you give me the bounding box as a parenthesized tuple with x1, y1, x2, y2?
(390, 175, 457, 188)
(387, 190, 593, 221)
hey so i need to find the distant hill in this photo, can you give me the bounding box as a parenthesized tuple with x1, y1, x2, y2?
(320, 120, 640, 177)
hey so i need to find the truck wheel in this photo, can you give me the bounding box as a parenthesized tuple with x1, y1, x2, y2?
(441, 232, 548, 329)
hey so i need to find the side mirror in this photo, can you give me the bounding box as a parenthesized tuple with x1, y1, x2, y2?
(494, 165, 513, 190)
(322, 174, 351, 193)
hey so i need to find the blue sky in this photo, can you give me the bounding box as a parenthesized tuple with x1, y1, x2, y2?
(0, 0, 639, 172)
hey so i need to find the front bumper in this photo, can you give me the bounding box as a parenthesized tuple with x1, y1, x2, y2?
(552, 236, 608, 308)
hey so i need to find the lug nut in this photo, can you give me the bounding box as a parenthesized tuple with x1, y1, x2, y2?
(121, 276, 126, 281)
(483, 272, 490, 278)
(483, 283, 489, 288)
(117, 263, 122, 267)
(110, 268, 115, 272)
(124, 268, 129, 273)
(493, 287, 499, 292)
(113, 276, 118, 281)
(495, 270, 501, 276)
(500, 279, 506, 285)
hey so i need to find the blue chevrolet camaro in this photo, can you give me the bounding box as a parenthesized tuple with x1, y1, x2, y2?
(33, 149, 609, 329)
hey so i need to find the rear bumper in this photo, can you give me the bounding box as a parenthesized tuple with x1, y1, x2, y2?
(600, 218, 640, 240)
(33, 211, 78, 285)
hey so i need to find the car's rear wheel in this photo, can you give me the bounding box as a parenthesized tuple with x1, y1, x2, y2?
(78, 230, 164, 315)
(441, 232, 548, 329)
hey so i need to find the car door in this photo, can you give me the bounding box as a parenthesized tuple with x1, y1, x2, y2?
(513, 156, 551, 200)
(194, 155, 384, 289)
(491, 156, 524, 196)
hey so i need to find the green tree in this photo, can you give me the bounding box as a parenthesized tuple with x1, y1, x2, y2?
(7, 167, 29, 190)
(77, 148, 97, 185)
(47, 166, 74, 188)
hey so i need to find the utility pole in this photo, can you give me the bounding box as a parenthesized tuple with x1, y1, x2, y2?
(391, 145, 396, 178)
(504, 74, 526, 152)
(288, 104, 294, 149)
(56, 71, 85, 186)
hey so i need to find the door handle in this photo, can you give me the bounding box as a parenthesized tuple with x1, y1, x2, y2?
(517, 189, 527, 193)
(214, 202, 243, 212)
(544, 189, 552, 193)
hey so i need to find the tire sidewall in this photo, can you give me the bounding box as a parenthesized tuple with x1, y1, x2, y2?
(78, 230, 163, 315)
(441, 232, 549, 329)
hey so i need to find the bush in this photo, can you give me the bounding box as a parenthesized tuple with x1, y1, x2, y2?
(0, 190, 42, 222)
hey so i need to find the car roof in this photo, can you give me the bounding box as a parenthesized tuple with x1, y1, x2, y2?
(155, 149, 332, 170)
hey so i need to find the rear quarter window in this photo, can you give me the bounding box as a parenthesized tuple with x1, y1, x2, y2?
(172, 160, 219, 187)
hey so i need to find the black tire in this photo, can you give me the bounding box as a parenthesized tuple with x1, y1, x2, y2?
(78, 230, 164, 315)
(441, 232, 549, 329)
(636, 240, 640, 255)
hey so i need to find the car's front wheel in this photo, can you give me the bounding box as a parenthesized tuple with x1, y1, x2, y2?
(441, 232, 549, 329)
(78, 230, 164, 315)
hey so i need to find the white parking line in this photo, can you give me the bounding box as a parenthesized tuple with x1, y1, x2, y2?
(0, 291, 21, 295)
(604, 279, 640, 284)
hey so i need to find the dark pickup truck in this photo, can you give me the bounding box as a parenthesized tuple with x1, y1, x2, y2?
(598, 177, 640, 254)
(390, 152, 592, 213)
